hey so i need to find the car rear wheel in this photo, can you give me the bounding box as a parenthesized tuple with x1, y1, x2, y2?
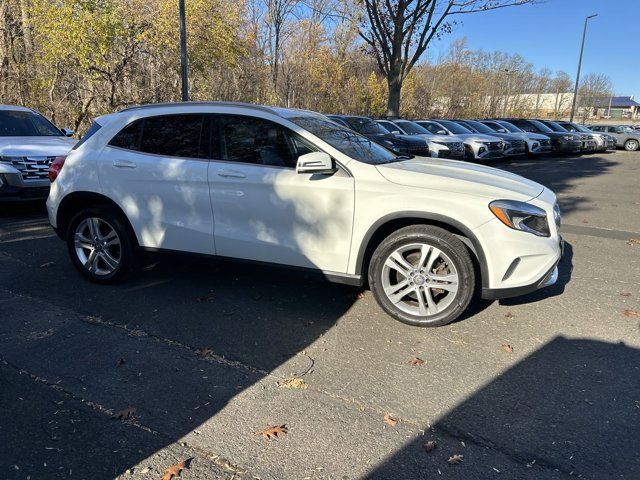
(368, 225, 475, 327)
(66, 207, 135, 283)
(624, 139, 639, 151)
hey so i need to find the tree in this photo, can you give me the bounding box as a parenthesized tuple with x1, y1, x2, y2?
(359, 0, 536, 117)
(577, 73, 613, 122)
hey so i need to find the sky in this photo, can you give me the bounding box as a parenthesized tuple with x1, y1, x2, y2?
(430, 0, 638, 99)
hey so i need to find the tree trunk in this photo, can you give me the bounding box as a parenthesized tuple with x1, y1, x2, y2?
(386, 73, 402, 118)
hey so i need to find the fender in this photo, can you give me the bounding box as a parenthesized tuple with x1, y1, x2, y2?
(354, 211, 490, 289)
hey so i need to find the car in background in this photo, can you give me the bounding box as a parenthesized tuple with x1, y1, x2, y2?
(480, 119, 552, 156)
(537, 119, 597, 154)
(453, 119, 526, 158)
(555, 121, 616, 152)
(376, 119, 465, 159)
(588, 125, 640, 151)
(0, 105, 76, 200)
(501, 118, 582, 155)
(416, 120, 505, 161)
(328, 115, 430, 157)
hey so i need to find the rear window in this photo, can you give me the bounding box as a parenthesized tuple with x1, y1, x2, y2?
(0, 110, 62, 137)
(72, 121, 102, 150)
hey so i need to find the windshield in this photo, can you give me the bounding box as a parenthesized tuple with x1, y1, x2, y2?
(376, 121, 395, 133)
(344, 117, 389, 135)
(528, 120, 554, 133)
(396, 121, 429, 135)
(496, 121, 523, 133)
(287, 115, 401, 165)
(436, 120, 472, 135)
(461, 120, 495, 134)
(544, 120, 568, 132)
(0, 110, 62, 136)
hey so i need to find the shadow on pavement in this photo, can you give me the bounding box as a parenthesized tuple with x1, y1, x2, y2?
(366, 336, 640, 479)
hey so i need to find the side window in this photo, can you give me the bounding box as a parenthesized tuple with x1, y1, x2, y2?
(139, 115, 204, 158)
(219, 115, 312, 168)
(109, 119, 142, 150)
(423, 123, 437, 134)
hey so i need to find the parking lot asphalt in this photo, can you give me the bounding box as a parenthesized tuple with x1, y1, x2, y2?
(1, 151, 639, 480)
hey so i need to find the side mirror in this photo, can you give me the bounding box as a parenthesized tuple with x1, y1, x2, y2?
(437, 130, 447, 135)
(391, 130, 401, 135)
(61, 128, 74, 137)
(296, 152, 336, 175)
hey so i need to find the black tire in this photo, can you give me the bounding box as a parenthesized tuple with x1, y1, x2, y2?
(368, 225, 475, 327)
(66, 206, 135, 283)
(624, 139, 639, 151)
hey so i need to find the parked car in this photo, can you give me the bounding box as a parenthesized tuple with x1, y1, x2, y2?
(415, 120, 505, 161)
(47, 102, 563, 327)
(588, 125, 640, 151)
(501, 118, 582, 155)
(480, 119, 552, 156)
(327, 115, 430, 157)
(376, 119, 465, 159)
(453, 119, 526, 158)
(0, 105, 76, 200)
(537, 119, 597, 154)
(555, 121, 616, 152)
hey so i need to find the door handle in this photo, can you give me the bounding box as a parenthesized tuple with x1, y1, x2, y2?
(113, 159, 137, 169)
(217, 169, 246, 179)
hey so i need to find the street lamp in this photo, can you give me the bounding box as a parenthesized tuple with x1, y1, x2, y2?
(569, 14, 597, 122)
(179, 0, 189, 101)
(502, 68, 513, 117)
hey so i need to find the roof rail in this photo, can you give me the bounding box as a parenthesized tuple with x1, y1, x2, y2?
(119, 101, 279, 115)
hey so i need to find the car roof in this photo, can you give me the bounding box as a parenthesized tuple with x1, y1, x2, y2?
(0, 104, 35, 112)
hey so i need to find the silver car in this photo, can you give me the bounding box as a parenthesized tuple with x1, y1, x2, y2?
(588, 125, 640, 151)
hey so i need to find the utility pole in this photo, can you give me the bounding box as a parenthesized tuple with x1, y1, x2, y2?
(179, 0, 189, 101)
(570, 14, 597, 122)
(502, 69, 512, 117)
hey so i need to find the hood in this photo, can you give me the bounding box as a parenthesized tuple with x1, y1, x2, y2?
(426, 134, 464, 143)
(455, 133, 503, 143)
(487, 132, 525, 142)
(526, 132, 550, 141)
(0, 136, 76, 157)
(376, 157, 544, 201)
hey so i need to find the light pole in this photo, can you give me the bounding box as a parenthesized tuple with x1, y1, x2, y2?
(569, 14, 597, 122)
(179, 0, 189, 102)
(502, 69, 513, 117)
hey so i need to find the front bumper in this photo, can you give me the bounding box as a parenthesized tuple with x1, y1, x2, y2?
(0, 172, 50, 201)
(505, 146, 526, 157)
(581, 140, 597, 153)
(556, 140, 582, 154)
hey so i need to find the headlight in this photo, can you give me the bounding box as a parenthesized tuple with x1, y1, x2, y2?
(562, 135, 573, 141)
(489, 200, 550, 237)
(553, 203, 561, 227)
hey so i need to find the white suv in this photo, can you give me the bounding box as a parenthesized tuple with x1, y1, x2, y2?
(46, 102, 563, 327)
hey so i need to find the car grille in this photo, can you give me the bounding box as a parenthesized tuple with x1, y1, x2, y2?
(486, 142, 503, 151)
(539, 139, 551, 146)
(580, 134, 591, 141)
(510, 140, 525, 149)
(0, 156, 55, 180)
(407, 145, 430, 156)
(447, 142, 464, 154)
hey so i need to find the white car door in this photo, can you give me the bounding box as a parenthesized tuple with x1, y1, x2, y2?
(98, 114, 214, 254)
(209, 114, 355, 274)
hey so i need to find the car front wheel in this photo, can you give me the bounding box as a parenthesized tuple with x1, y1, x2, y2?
(624, 139, 639, 151)
(66, 207, 135, 283)
(368, 225, 475, 327)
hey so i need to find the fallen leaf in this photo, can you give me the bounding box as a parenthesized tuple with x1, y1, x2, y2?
(195, 347, 213, 358)
(627, 238, 640, 246)
(260, 425, 288, 440)
(407, 357, 425, 366)
(277, 377, 307, 389)
(162, 459, 186, 480)
(356, 291, 366, 299)
(39, 261, 55, 268)
(622, 309, 640, 318)
(501, 343, 514, 353)
(504, 311, 515, 319)
(581, 219, 589, 224)
(423, 440, 437, 453)
(620, 292, 632, 297)
(383, 413, 397, 426)
(115, 357, 125, 368)
(194, 292, 215, 302)
(448, 454, 464, 464)
(113, 405, 136, 421)
(304, 321, 314, 327)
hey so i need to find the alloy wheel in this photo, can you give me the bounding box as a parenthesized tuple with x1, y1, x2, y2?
(74, 217, 122, 276)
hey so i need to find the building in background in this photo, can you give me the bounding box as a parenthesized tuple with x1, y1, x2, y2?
(591, 96, 640, 120)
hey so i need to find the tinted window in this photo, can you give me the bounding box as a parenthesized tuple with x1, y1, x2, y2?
(376, 120, 396, 132)
(344, 117, 389, 135)
(436, 120, 472, 135)
(462, 120, 495, 134)
(543, 121, 568, 132)
(220, 115, 310, 168)
(496, 121, 522, 133)
(72, 121, 102, 150)
(418, 122, 445, 134)
(109, 120, 142, 150)
(396, 121, 429, 135)
(0, 110, 62, 136)
(140, 115, 204, 158)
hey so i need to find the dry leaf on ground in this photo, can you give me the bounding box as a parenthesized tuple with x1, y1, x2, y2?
(162, 459, 186, 480)
(260, 425, 288, 440)
(277, 377, 307, 389)
(504, 311, 515, 319)
(448, 454, 464, 464)
(383, 413, 398, 426)
(407, 357, 425, 366)
(115, 357, 125, 368)
(620, 292, 632, 297)
(195, 347, 213, 358)
(356, 291, 366, 299)
(194, 292, 215, 302)
(423, 441, 437, 453)
(622, 309, 640, 318)
(501, 343, 514, 353)
(113, 405, 136, 420)
(627, 238, 640, 246)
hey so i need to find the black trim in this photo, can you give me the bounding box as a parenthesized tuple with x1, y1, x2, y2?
(354, 212, 490, 288)
(481, 260, 558, 300)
